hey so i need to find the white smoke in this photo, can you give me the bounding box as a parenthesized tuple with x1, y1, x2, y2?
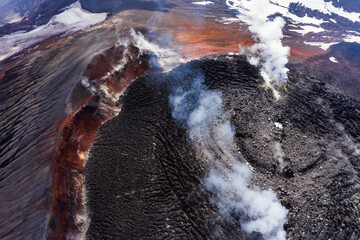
(169, 69, 288, 239)
(205, 164, 288, 240)
(129, 29, 185, 72)
(80, 29, 184, 97)
(226, 0, 290, 88)
(273, 141, 285, 172)
(344, 134, 360, 157)
(335, 123, 360, 157)
(113, 29, 184, 73)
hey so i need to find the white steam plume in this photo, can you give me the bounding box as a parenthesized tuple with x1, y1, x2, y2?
(226, 0, 290, 88)
(273, 141, 285, 172)
(169, 70, 288, 239)
(205, 165, 288, 240)
(130, 29, 185, 72)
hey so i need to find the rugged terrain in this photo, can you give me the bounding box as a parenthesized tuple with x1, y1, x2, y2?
(85, 55, 360, 239)
(0, 0, 360, 239)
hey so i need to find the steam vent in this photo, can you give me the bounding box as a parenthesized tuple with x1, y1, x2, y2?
(1, 1, 360, 240)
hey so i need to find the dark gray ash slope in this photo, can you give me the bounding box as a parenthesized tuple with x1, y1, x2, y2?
(85, 55, 360, 240)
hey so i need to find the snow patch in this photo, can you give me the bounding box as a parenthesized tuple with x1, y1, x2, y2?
(304, 41, 339, 50)
(192, 1, 214, 5)
(216, 17, 242, 25)
(274, 122, 283, 129)
(223, 0, 325, 26)
(290, 25, 325, 35)
(343, 34, 360, 44)
(329, 57, 338, 63)
(8, 13, 23, 24)
(222, 0, 360, 48)
(0, 1, 107, 63)
(273, 0, 360, 23)
(52, 2, 107, 31)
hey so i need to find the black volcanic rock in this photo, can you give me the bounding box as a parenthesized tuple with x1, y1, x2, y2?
(304, 42, 360, 101)
(84, 62, 252, 239)
(327, 0, 360, 13)
(85, 55, 360, 239)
